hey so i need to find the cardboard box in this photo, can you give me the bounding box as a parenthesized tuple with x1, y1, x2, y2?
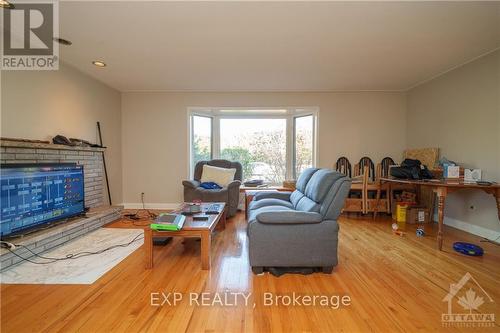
(407, 207, 430, 224)
(392, 201, 416, 221)
(394, 191, 416, 202)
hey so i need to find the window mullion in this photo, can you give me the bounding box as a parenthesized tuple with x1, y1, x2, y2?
(286, 114, 294, 181)
(212, 116, 220, 159)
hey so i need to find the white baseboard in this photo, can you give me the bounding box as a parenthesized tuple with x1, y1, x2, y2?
(438, 215, 500, 241)
(120, 202, 182, 210)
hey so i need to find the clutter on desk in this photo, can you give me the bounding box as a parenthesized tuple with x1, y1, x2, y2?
(439, 157, 465, 179)
(464, 169, 482, 182)
(243, 179, 264, 187)
(390, 158, 434, 180)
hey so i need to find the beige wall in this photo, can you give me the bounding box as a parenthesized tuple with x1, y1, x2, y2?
(0, 62, 123, 204)
(407, 50, 500, 235)
(121, 92, 407, 204)
(2, 51, 498, 238)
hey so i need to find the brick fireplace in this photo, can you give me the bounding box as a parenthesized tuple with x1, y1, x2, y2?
(0, 139, 122, 270)
(1, 139, 107, 207)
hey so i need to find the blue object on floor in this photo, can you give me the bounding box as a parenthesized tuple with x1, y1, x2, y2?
(453, 242, 484, 256)
(200, 182, 222, 190)
(416, 228, 425, 237)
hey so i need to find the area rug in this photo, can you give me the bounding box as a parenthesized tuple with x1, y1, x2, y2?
(0, 228, 143, 285)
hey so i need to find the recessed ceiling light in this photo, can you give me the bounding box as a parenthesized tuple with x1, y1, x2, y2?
(0, 0, 14, 9)
(53, 37, 72, 46)
(92, 60, 106, 68)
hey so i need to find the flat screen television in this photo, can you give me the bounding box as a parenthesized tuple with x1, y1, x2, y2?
(1, 163, 85, 238)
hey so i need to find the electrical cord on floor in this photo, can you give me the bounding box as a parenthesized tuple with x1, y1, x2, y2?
(141, 194, 158, 219)
(122, 196, 157, 222)
(121, 210, 155, 226)
(0, 233, 144, 265)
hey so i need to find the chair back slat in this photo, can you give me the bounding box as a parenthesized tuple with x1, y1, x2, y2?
(335, 157, 352, 178)
(357, 157, 375, 181)
(379, 157, 396, 179)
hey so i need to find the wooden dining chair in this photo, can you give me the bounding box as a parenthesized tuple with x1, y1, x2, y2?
(335, 156, 352, 178)
(367, 157, 395, 217)
(354, 157, 375, 181)
(377, 157, 396, 179)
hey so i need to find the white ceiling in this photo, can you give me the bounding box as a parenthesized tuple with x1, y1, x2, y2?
(58, 1, 500, 92)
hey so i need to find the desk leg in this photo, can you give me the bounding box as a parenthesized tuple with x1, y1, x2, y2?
(145, 228, 153, 269)
(201, 231, 211, 270)
(436, 187, 447, 251)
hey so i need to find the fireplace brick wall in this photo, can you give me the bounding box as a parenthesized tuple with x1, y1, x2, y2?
(0, 139, 107, 207)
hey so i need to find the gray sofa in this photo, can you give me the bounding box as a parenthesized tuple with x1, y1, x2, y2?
(183, 159, 242, 217)
(247, 168, 351, 274)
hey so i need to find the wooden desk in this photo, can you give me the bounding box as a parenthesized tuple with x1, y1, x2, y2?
(144, 203, 226, 270)
(380, 178, 500, 251)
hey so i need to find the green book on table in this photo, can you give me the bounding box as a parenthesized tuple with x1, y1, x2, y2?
(150, 213, 186, 231)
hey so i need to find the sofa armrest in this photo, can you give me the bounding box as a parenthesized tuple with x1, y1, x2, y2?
(256, 211, 323, 224)
(182, 180, 200, 189)
(253, 191, 292, 201)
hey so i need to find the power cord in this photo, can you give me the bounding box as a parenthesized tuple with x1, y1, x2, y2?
(0, 234, 144, 265)
(141, 192, 158, 219)
(122, 192, 157, 221)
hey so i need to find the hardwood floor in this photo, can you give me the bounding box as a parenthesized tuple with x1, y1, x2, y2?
(1, 212, 499, 332)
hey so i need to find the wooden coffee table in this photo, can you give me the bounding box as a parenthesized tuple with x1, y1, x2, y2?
(144, 202, 226, 270)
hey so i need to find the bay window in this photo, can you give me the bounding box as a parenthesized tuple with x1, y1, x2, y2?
(189, 108, 318, 184)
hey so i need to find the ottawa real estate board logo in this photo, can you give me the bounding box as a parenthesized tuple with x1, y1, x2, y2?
(442, 272, 495, 328)
(1, 0, 59, 70)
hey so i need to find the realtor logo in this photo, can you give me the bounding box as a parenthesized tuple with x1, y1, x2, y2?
(442, 272, 495, 328)
(1, 0, 59, 70)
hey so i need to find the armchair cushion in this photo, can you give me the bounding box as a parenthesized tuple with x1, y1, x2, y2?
(186, 159, 242, 218)
(256, 211, 323, 224)
(200, 164, 236, 187)
(253, 191, 292, 201)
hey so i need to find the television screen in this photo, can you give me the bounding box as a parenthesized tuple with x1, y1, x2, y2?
(1, 163, 85, 238)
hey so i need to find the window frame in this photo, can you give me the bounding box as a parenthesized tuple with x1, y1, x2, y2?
(189, 113, 214, 175)
(188, 107, 319, 180)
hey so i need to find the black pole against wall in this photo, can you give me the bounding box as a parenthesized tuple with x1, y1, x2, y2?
(97, 121, 112, 205)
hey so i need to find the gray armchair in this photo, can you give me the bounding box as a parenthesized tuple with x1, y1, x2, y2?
(183, 159, 242, 217)
(247, 168, 351, 274)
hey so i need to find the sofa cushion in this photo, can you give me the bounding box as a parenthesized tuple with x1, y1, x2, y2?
(295, 196, 321, 213)
(248, 198, 293, 210)
(200, 164, 236, 187)
(247, 205, 294, 223)
(319, 175, 351, 220)
(256, 211, 323, 224)
(295, 168, 319, 193)
(304, 169, 344, 203)
(253, 191, 292, 202)
(290, 190, 304, 207)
